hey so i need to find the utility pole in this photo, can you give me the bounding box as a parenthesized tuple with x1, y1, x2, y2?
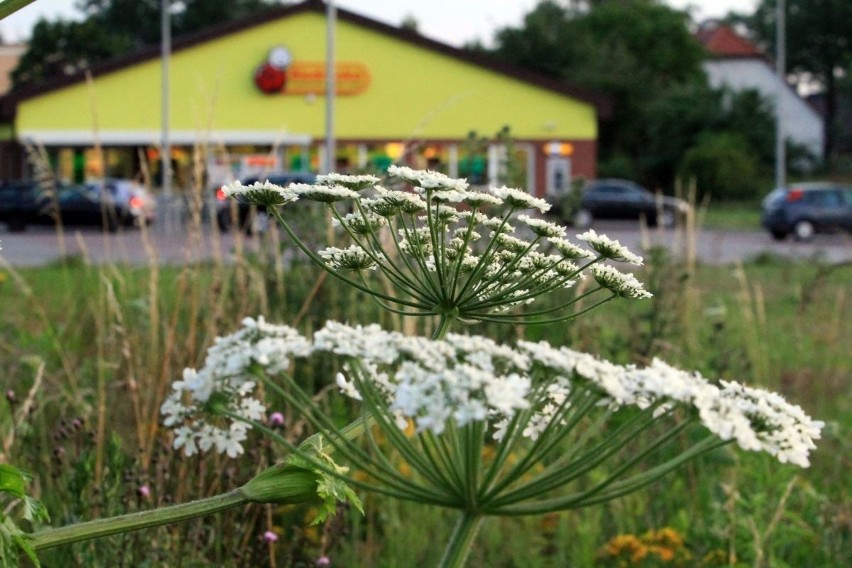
(324, 0, 336, 174)
(775, 0, 786, 189)
(161, 0, 173, 232)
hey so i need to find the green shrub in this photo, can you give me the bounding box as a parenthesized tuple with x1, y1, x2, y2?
(678, 132, 761, 201)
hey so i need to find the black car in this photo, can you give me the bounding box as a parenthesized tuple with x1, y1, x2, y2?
(215, 171, 316, 233)
(0, 180, 140, 232)
(761, 182, 852, 241)
(560, 179, 687, 229)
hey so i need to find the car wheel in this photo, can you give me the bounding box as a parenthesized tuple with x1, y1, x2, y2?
(770, 229, 787, 241)
(7, 217, 26, 232)
(793, 220, 815, 241)
(572, 208, 593, 229)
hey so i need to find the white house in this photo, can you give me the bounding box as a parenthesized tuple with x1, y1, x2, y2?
(696, 24, 824, 161)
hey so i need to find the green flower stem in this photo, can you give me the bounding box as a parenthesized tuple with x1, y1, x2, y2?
(394, 215, 444, 300)
(452, 209, 516, 302)
(433, 314, 456, 340)
(270, 207, 427, 309)
(30, 489, 249, 551)
(332, 205, 431, 304)
(438, 512, 484, 568)
(469, 294, 617, 326)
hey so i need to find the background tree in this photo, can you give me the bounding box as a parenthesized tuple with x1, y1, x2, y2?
(11, 0, 273, 88)
(490, 0, 707, 189)
(741, 0, 852, 165)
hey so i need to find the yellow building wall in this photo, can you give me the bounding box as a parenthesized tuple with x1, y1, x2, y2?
(17, 12, 596, 141)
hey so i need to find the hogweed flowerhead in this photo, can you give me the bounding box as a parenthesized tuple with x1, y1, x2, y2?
(164, 319, 822, 518)
(235, 168, 653, 330)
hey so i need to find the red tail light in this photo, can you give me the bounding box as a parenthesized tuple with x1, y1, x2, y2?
(786, 189, 804, 202)
(129, 196, 144, 208)
(216, 187, 227, 201)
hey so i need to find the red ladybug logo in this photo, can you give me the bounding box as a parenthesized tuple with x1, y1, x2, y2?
(254, 45, 293, 94)
(254, 63, 286, 93)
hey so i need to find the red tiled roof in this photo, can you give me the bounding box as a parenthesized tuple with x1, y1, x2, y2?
(695, 25, 762, 58)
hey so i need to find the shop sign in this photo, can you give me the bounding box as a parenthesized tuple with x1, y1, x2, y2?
(544, 141, 574, 156)
(254, 45, 370, 96)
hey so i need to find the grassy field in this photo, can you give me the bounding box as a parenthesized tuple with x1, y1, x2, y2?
(1, 231, 849, 567)
(698, 202, 763, 231)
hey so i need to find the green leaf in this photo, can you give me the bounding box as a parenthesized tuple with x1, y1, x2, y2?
(0, 465, 27, 499)
(1, 515, 41, 568)
(23, 497, 50, 524)
(312, 474, 364, 526)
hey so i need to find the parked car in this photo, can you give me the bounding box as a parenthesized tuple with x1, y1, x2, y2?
(215, 171, 316, 233)
(0, 180, 145, 232)
(761, 182, 852, 241)
(557, 178, 688, 229)
(85, 178, 157, 226)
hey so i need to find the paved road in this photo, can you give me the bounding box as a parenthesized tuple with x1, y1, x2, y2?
(1, 222, 850, 267)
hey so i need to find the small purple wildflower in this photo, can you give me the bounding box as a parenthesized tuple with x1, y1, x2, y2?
(138, 485, 151, 499)
(316, 556, 331, 567)
(269, 412, 285, 427)
(263, 530, 279, 543)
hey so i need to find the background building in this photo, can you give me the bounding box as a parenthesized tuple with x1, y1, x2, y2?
(696, 23, 824, 162)
(0, 0, 607, 198)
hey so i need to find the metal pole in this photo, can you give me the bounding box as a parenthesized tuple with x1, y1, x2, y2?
(775, 0, 786, 188)
(161, 0, 173, 231)
(324, 0, 336, 174)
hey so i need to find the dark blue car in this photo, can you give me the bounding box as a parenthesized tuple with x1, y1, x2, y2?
(761, 182, 852, 241)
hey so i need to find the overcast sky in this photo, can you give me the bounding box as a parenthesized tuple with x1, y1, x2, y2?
(1, 0, 758, 46)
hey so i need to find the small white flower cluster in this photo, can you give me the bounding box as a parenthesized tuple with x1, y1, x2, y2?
(490, 186, 551, 214)
(590, 265, 653, 299)
(161, 317, 311, 458)
(388, 165, 469, 192)
(293, 183, 360, 203)
(220, 180, 299, 207)
(577, 229, 644, 265)
(318, 245, 377, 271)
(316, 173, 381, 191)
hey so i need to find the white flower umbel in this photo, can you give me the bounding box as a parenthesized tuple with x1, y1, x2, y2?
(172, 319, 822, 509)
(244, 168, 651, 328)
(160, 316, 822, 568)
